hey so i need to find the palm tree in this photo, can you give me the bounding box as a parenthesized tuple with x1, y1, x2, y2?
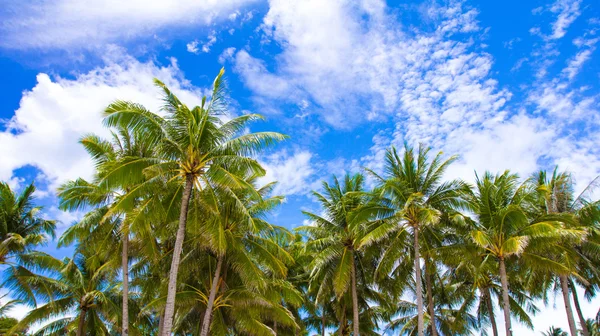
(58, 127, 156, 335)
(0, 296, 27, 335)
(368, 144, 466, 336)
(5, 250, 149, 335)
(383, 273, 478, 335)
(103, 68, 287, 335)
(192, 175, 294, 335)
(542, 326, 569, 336)
(0, 182, 55, 264)
(300, 173, 385, 336)
(532, 169, 579, 336)
(465, 171, 571, 336)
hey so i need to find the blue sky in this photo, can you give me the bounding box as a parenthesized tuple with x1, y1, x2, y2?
(0, 0, 599, 333)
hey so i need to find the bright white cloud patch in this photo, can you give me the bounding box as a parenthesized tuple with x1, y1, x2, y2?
(0, 0, 258, 49)
(259, 150, 316, 196)
(0, 55, 203, 191)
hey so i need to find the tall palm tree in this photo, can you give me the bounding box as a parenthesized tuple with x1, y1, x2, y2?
(103, 68, 287, 335)
(58, 127, 155, 336)
(465, 171, 570, 336)
(0, 182, 55, 264)
(367, 144, 466, 336)
(192, 175, 294, 335)
(300, 173, 385, 336)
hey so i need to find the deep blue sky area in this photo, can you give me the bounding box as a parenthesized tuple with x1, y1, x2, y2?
(1, 0, 599, 332)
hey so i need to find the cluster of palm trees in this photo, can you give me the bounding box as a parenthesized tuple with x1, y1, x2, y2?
(1, 69, 599, 335)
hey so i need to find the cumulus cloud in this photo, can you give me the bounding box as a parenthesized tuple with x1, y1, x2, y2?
(259, 150, 317, 196)
(0, 0, 258, 49)
(0, 55, 203, 191)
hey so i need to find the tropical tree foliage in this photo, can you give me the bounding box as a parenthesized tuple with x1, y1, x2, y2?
(2, 69, 600, 336)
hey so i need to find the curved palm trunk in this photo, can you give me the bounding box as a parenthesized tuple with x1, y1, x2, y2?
(425, 262, 437, 336)
(498, 257, 512, 336)
(570, 278, 589, 336)
(484, 287, 499, 336)
(76, 308, 87, 336)
(559, 274, 578, 336)
(122, 233, 129, 336)
(414, 227, 425, 336)
(162, 175, 194, 336)
(200, 255, 224, 336)
(351, 254, 360, 336)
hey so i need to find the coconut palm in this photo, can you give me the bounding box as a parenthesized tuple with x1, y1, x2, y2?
(383, 273, 478, 336)
(0, 182, 55, 264)
(0, 296, 27, 335)
(542, 326, 569, 336)
(58, 127, 156, 335)
(102, 68, 287, 335)
(4, 250, 151, 335)
(529, 168, 600, 336)
(189, 175, 296, 335)
(366, 144, 467, 336)
(300, 173, 387, 336)
(465, 171, 573, 336)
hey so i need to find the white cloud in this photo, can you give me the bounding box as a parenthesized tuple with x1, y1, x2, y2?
(234, 0, 507, 129)
(187, 31, 218, 54)
(0, 0, 258, 49)
(549, 0, 582, 39)
(0, 54, 203, 191)
(202, 31, 218, 53)
(259, 150, 316, 196)
(186, 40, 200, 53)
(218, 47, 237, 64)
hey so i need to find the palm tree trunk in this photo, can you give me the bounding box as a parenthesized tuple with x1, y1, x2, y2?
(498, 257, 512, 336)
(162, 174, 194, 336)
(76, 308, 87, 336)
(351, 254, 360, 336)
(570, 278, 589, 336)
(339, 302, 346, 336)
(425, 262, 437, 336)
(485, 287, 499, 336)
(322, 310, 326, 336)
(200, 254, 224, 336)
(158, 311, 164, 336)
(559, 274, 578, 336)
(414, 226, 425, 336)
(122, 233, 129, 336)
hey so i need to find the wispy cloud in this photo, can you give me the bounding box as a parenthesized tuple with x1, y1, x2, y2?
(0, 0, 257, 50)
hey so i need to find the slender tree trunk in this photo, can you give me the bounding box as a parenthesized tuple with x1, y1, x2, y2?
(200, 255, 224, 336)
(322, 310, 326, 336)
(560, 274, 578, 336)
(162, 174, 194, 336)
(158, 311, 164, 336)
(122, 233, 129, 336)
(414, 226, 425, 336)
(351, 253, 360, 336)
(570, 278, 589, 336)
(274, 321, 278, 334)
(425, 262, 437, 336)
(498, 257, 513, 336)
(339, 302, 346, 336)
(76, 308, 87, 336)
(484, 287, 499, 336)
